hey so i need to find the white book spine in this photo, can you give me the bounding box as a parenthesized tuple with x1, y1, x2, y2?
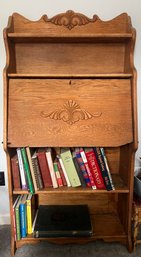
(80, 149, 96, 190)
(58, 157, 71, 187)
(32, 209, 38, 233)
(46, 151, 58, 188)
(16, 148, 27, 189)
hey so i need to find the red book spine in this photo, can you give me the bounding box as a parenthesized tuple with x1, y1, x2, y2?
(37, 152, 52, 188)
(57, 160, 67, 186)
(85, 149, 106, 189)
(53, 162, 63, 187)
(11, 156, 21, 190)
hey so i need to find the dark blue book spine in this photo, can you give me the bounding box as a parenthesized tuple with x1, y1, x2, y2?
(75, 151, 91, 187)
(73, 155, 86, 187)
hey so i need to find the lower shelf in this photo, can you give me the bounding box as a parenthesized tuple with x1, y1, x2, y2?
(16, 213, 127, 248)
(13, 174, 129, 194)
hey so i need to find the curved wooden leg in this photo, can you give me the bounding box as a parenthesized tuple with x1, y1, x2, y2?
(11, 237, 16, 257)
(127, 234, 133, 253)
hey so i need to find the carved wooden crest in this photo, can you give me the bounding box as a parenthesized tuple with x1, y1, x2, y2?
(47, 10, 96, 30)
(41, 100, 102, 125)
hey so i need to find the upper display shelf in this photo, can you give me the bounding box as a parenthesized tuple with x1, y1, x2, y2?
(7, 33, 133, 44)
(4, 11, 134, 35)
(3, 11, 136, 77)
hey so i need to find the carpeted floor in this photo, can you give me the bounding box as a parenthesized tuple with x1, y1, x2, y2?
(0, 225, 141, 257)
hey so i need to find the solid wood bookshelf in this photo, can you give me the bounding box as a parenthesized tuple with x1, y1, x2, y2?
(3, 11, 137, 256)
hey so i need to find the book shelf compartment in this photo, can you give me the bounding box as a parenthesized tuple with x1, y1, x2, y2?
(13, 173, 129, 195)
(16, 212, 127, 248)
(10, 145, 130, 194)
(7, 41, 132, 76)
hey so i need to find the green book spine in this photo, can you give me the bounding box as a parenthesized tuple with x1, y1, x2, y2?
(60, 149, 81, 187)
(15, 204, 21, 240)
(21, 147, 35, 194)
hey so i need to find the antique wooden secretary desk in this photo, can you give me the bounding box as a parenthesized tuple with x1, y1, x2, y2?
(3, 11, 137, 255)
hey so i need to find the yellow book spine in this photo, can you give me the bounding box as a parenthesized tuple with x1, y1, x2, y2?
(26, 199, 32, 234)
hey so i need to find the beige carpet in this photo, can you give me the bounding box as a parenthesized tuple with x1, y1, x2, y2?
(0, 225, 141, 257)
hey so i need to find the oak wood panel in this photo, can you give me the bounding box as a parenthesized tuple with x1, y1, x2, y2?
(15, 43, 126, 74)
(105, 147, 120, 174)
(11, 12, 132, 34)
(16, 236, 127, 249)
(8, 79, 133, 147)
(8, 33, 132, 44)
(38, 193, 117, 214)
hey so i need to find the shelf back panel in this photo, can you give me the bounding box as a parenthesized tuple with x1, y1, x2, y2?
(38, 193, 118, 214)
(14, 42, 127, 75)
(8, 78, 133, 147)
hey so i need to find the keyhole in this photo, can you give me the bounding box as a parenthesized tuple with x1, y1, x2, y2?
(69, 80, 72, 85)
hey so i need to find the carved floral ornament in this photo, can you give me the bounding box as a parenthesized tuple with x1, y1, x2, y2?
(41, 100, 102, 125)
(46, 10, 97, 30)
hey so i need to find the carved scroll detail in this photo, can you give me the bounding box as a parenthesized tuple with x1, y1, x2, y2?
(41, 100, 102, 125)
(47, 10, 96, 30)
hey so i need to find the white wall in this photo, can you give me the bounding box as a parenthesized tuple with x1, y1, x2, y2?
(0, 0, 141, 224)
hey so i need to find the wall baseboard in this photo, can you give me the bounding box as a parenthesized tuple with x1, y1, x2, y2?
(0, 214, 10, 225)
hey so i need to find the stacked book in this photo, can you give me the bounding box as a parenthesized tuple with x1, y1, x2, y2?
(33, 204, 93, 238)
(11, 147, 115, 192)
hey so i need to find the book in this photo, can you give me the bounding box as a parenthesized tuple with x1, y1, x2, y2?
(53, 161, 63, 187)
(26, 147, 39, 191)
(60, 148, 81, 187)
(84, 148, 106, 190)
(11, 155, 21, 190)
(46, 148, 58, 188)
(80, 148, 96, 189)
(93, 147, 114, 190)
(26, 193, 37, 235)
(12, 195, 20, 241)
(75, 148, 91, 188)
(32, 209, 38, 233)
(31, 152, 43, 190)
(16, 148, 27, 190)
(57, 156, 71, 187)
(100, 148, 115, 190)
(26, 194, 33, 234)
(72, 151, 86, 187)
(33, 205, 93, 238)
(19, 194, 28, 238)
(37, 148, 52, 188)
(21, 147, 35, 194)
(56, 159, 67, 186)
(15, 195, 23, 240)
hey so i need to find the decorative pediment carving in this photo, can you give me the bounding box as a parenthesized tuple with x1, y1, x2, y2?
(47, 10, 97, 30)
